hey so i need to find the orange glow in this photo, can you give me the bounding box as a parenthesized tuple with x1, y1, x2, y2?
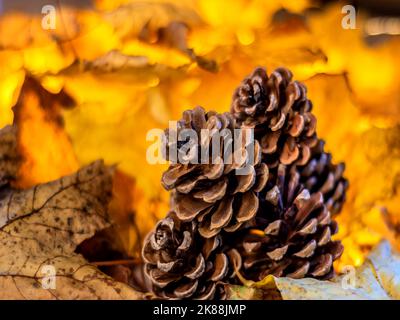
(13, 77, 79, 188)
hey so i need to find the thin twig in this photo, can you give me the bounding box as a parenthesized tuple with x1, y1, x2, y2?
(92, 259, 140, 267)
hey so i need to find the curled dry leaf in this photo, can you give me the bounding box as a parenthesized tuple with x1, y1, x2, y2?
(227, 241, 400, 300)
(0, 129, 141, 299)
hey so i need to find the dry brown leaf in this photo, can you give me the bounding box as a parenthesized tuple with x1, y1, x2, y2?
(0, 132, 141, 299)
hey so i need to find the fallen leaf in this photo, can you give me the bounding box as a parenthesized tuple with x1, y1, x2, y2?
(0, 129, 141, 299)
(227, 241, 400, 300)
(367, 241, 400, 299)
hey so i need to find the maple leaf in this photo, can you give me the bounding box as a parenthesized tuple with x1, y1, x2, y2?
(0, 126, 141, 299)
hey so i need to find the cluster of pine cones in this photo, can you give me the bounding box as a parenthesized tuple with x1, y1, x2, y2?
(142, 67, 348, 299)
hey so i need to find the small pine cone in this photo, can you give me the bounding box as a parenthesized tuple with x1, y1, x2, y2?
(231, 67, 317, 167)
(142, 212, 240, 299)
(298, 140, 349, 215)
(234, 164, 343, 281)
(162, 106, 269, 238)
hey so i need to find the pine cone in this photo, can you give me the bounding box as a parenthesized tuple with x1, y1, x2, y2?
(233, 164, 343, 281)
(231, 67, 317, 167)
(142, 212, 240, 299)
(162, 106, 269, 238)
(298, 139, 348, 215)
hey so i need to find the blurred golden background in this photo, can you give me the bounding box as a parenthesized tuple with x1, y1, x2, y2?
(0, 0, 399, 271)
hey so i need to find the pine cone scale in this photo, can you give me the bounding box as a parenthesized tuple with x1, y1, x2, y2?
(185, 254, 206, 279)
(209, 197, 234, 231)
(235, 192, 259, 222)
(210, 253, 229, 281)
(193, 177, 227, 203)
(286, 261, 310, 279)
(174, 194, 213, 221)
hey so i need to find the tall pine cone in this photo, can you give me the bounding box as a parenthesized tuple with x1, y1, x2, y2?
(231, 67, 317, 167)
(233, 164, 343, 281)
(142, 212, 239, 299)
(298, 139, 348, 215)
(162, 106, 269, 238)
